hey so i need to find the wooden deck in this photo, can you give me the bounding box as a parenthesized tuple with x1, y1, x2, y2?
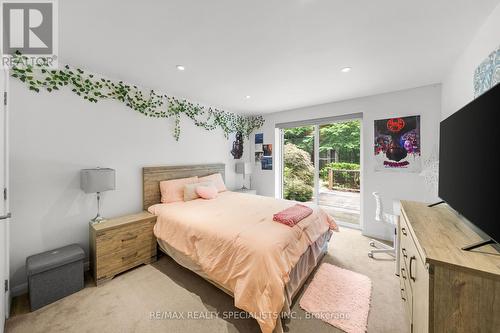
(318, 188, 360, 225)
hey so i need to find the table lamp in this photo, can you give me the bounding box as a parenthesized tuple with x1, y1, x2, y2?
(235, 162, 252, 190)
(81, 168, 116, 224)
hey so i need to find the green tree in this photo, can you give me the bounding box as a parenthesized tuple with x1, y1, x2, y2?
(319, 121, 360, 163)
(283, 143, 314, 202)
(283, 121, 360, 164)
(283, 126, 314, 158)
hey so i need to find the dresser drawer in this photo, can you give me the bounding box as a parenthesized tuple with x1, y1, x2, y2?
(95, 219, 155, 255)
(400, 216, 412, 276)
(400, 214, 425, 279)
(399, 256, 413, 321)
(95, 244, 155, 280)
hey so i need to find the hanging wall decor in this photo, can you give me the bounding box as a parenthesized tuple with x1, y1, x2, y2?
(255, 152, 264, 163)
(261, 156, 273, 170)
(260, 143, 273, 170)
(474, 45, 500, 97)
(230, 132, 244, 159)
(9, 52, 264, 141)
(255, 133, 264, 153)
(374, 115, 421, 172)
(263, 144, 272, 157)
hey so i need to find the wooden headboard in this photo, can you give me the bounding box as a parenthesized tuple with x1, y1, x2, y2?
(142, 163, 225, 210)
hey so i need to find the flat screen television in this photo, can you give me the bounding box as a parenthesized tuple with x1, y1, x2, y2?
(439, 83, 499, 250)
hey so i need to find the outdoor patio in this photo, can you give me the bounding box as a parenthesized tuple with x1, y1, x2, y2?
(318, 188, 360, 225)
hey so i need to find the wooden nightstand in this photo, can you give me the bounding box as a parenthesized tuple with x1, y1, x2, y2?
(233, 188, 257, 195)
(89, 211, 157, 286)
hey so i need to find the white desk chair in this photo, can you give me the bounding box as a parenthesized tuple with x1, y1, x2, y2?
(368, 192, 400, 275)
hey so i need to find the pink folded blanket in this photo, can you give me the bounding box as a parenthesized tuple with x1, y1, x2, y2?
(273, 204, 313, 226)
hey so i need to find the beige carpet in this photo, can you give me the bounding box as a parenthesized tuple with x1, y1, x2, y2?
(6, 228, 409, 333)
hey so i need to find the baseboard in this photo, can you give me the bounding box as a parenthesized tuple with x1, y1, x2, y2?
(361, 229, 393, 242)
(9, 260, 90, 297)
(10, 282, 27, 297)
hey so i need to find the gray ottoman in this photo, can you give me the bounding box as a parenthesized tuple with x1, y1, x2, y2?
(26, 244, 85, 311)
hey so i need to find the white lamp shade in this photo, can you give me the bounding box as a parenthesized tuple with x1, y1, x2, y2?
(81, 168, 116, 193)
(235, 162, 252, 175)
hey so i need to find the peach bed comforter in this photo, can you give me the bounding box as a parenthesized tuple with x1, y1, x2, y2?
(148, 191, 337, 333)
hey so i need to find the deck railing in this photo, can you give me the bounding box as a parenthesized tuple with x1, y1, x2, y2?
(327, 169, 360, 191)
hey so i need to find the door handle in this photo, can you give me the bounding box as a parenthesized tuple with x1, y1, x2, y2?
(0, 212, 11, 220)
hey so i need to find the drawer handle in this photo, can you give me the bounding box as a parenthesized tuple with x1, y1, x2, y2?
(401, 267, 407, 280)
(121, 235, 138, 242)
(401, 248, 408, 258)
(401, 227, 407, 236)
(122, 252, 138, 261)
(409, 256, 416, 282)
(400, 288, 406, 301)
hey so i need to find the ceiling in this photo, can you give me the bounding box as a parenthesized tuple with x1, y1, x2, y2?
(59, 0, 500, 114)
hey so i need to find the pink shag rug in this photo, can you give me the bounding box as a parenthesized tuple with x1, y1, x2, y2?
(299, 263, 372, 333)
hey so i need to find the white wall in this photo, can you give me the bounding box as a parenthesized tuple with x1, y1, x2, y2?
(252, 85, 441, 240)
(9, 78, 249, 291)
(441, 3, 500, 119)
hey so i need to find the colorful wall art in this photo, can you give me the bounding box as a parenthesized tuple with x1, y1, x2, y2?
(254, 133, 273, 170)
(374, 116, 421, 172)
(261, 144, 273, 170)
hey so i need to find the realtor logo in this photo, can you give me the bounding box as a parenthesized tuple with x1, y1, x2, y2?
(1, 0, 58, 67)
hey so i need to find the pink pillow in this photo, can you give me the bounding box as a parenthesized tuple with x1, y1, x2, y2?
(183, 181, 214, 201)
(160, 176, 198, 203)
(198, 173, 226, 192)
(196, 185, 218, 199)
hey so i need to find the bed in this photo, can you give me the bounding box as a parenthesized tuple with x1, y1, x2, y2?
(143, 164, 336, 333)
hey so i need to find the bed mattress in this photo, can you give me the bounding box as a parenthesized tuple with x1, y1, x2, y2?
(149, 191, 337, 333)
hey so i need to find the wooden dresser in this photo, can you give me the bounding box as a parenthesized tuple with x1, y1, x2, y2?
(399, 201, 500, 333)
(89, 211, 157, 285)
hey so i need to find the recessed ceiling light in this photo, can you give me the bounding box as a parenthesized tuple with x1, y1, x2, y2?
(341, 67, 352, 73)
(245, 95, 251, 99)
(176, 65, 185, 71)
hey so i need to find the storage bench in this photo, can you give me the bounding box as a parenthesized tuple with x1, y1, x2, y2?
(26, 244, 85, 311)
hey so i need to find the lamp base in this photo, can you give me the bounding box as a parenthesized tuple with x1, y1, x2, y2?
(90, 215, 106, 225)
(90, 192, 107, 225)
(240, 185, 249, 190)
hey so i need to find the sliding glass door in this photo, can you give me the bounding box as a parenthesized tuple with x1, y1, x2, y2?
(280, 117, 361, 228)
